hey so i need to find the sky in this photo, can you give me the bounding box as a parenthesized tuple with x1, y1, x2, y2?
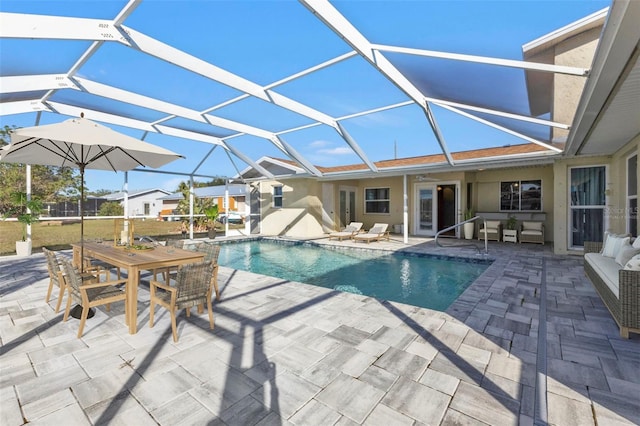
(0, 0, 611, 194)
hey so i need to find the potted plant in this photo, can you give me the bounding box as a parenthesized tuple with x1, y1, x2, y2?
(503, 214, 518, 243)
(5, 191, 43, 256)
(203, 204, 219, 239)
(463, 208, 475, 240)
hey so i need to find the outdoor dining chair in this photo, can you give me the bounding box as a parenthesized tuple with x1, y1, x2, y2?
(149, 260, 216, 342)
(43, 247, 67, 313)
(60, 259, 127, 338)
(193, 242, 221, 300)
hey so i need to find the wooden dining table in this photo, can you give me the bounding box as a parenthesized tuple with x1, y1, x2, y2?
(72, 241, 204, 334)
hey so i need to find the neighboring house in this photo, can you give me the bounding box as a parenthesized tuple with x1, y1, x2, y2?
(237, 10, 639, 256)
(158, 184, 248, 220)
(103, 188, 171, 218)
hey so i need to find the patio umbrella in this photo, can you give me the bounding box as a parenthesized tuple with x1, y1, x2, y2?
(0, 116, 184, 269)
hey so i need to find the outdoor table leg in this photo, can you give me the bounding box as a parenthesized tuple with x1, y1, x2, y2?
(127, 266, 140, 334)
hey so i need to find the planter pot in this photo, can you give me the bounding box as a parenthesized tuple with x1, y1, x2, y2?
(208, 229, 217, 239)
(463, 222, 474, 240)
(16, 240, 32, 257)
(503, 229, 518, 243)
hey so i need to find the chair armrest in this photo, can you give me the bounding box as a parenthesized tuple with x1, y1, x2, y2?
(584, 241, 603, 254)
(150, 280, 176, 293)
(80, 279, 127, 290)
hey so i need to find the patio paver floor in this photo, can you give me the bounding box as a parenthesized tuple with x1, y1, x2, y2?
(1, 236, 638, 425)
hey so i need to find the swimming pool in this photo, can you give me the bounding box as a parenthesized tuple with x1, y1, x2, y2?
(216, 240, 491, 311)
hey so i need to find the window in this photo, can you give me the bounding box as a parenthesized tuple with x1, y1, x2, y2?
(273, 185, 283, 208)
(144, 203, 150, 215)
(570, 166, 606, 247)
(628, 154, 637, 236)
(365, 188, 389, 214)
(500, 180, 541, 211)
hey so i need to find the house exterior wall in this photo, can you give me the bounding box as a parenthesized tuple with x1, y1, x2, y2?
(552, 27, 601, 143)
(552, 136, 639, 254)
(258, 178, 325, 237)
(468, 165, 555, 241)
(124, 191, 167, 218)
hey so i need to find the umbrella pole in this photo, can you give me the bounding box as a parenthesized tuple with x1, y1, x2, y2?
(71, 162, 95, 320)
(80, 164, 84, 274)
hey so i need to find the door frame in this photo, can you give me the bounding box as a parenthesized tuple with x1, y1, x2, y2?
(413, 181, 460, 237)
(338, 185, 358, 228)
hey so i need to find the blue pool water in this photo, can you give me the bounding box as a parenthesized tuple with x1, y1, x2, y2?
(217, 240, 491, 311)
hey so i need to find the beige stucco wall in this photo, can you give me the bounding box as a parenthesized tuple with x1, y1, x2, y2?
(258, 178, 325, 238)
(470, 165, 555, 241)
(552, 27, 601, 143)
(552, 135, 639, 255)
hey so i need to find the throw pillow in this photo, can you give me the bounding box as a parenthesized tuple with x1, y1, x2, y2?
(615, 241, 640, 266)
(624, 254, 640, 271)
(522, 221, 542, 231)
(633, 237, 640, 249)
(601, 234, 630, 258)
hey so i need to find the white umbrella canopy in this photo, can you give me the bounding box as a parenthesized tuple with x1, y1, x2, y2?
(1, 116, 184, 265)
(2, 117, 183, 171)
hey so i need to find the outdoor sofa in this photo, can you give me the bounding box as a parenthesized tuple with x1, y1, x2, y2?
(583, 235, 640, 338)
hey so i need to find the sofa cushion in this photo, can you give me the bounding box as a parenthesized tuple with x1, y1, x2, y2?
(483, 221, 500, 230)
(602, 234, 630, 258)
(624, 254, 640, 271)
(522, 221, 542, 231)
(521, 230, 543, 236)
(585, 253, 620, 298)
(615, 241, 640, 267)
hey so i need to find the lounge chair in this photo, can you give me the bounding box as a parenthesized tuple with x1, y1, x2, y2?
(354, 223, 389, 244)
(329, 222, 363, 241)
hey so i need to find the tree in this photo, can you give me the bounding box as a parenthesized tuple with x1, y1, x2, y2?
(0, 125, 81, 214)
(98, 201, 124, 216)
(89, 188, 116, 197)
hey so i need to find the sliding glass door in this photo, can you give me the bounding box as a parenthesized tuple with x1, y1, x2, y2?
(569, 166, 606, 248)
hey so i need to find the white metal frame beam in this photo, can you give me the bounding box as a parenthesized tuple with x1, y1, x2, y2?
(372, 44, 589, 76)
(300, 0, 455, 165)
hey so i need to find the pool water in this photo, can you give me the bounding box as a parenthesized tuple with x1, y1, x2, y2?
(217, 240, 490, 311)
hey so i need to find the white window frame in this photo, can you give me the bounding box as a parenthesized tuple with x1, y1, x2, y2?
(568, 164, 608, 250)
(499, 179, 542, 212)
(364, 187, 390, 215)
(272, 185, 283, 209)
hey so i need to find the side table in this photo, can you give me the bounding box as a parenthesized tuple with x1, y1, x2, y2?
(503, 229, 517, 243)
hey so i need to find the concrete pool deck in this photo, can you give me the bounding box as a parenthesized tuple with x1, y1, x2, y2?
(1, 236, 638, 425)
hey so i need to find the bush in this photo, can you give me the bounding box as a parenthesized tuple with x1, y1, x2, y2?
(98, 201, 124, 216)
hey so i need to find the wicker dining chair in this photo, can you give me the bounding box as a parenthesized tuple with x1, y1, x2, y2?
(149, 260, 215, 342)
(42, 247, 67, 313)
(194, 242, 221, 300)
(60, 259, 127, 338)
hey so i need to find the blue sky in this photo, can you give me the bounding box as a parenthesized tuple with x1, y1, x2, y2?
(0, 0, 611, 193)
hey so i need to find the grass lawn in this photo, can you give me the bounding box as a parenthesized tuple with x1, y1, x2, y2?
(0, 219, 233, 256)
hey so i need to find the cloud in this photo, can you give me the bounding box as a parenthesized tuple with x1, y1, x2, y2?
(318, 147, 353, 155)
(308, 140, 331, 148)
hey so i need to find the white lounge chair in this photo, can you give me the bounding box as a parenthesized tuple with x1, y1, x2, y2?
(354, 223, 389, 244)
(329, 222, 363, 241)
